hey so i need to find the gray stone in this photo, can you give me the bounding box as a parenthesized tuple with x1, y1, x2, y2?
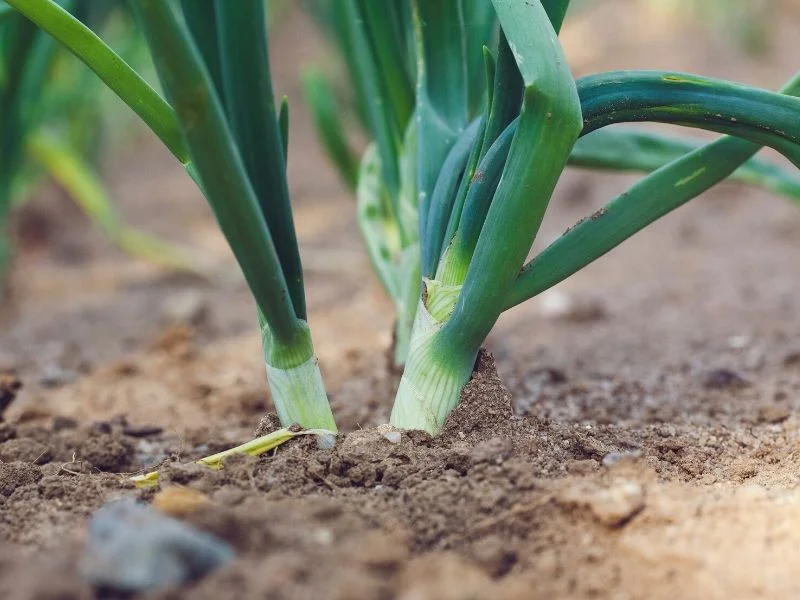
(80, 498, 234, 592)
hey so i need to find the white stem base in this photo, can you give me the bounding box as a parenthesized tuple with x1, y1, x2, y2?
(389, 298, 473, 434)
(266, 356, 337, 432)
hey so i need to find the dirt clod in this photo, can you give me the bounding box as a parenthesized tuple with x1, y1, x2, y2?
(398, 553, 491, 600)
(153, 486, 213, 518)
(561, 479, 646, 527)
(442, 351, 513, 441)
(0, 438, 52, 464)
(0, 371, 21, 419)
(702, 368, 751, 389)
(77, 434, 135, 472)
(0, 462, 42, 497)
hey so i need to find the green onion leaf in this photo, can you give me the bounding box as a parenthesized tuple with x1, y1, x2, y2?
(133, 0, 302, 346)
(215, 0, 307, 319)
(570, 128, 800, 204)
(578, 71, 800, 166)
(505, 71, 800, 310)
(301, 68, 360, 191)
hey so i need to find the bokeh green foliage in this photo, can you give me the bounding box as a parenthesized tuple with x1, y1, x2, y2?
(0, 0, 197, 298)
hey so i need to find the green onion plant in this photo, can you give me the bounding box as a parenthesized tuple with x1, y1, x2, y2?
(304, 0, 800, 370)
(8, 0, 799, 438)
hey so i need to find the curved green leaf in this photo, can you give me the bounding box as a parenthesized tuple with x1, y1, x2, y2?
(216, 0, 306, 320)
(570, 128, 800, 203)
(505, 71, 800, 310)
(578, 71, 800, 166)
(134, 0, 302, 346)
(421, 118, 482, 277)
(414, 0, 472, 250)
(27, 131, 205, 275)
(343, 0, 402, 213)
(439, 0, 583, 355)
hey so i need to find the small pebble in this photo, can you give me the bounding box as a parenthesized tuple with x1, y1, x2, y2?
(587, 481, 645, 527)
(602, 450, 642, 467)
(703, 368, 750, 390)
(757, 404, 791, 424)
(316, 432, 337, 449)
(163, 291, 208, 325)
(80, 498, 234, 592)
(153, 486, 212, 518)
(727, 335, 750, 349)
(536, 290, 607, 323)
(382, 431, 402, 444)
(38, 366, 77, 388)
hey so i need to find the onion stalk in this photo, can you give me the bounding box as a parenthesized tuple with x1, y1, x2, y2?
(303, 1, 800, 369)
(391, 0, 800, 433)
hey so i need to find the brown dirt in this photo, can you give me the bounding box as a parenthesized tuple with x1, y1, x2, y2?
(2, 2, 800, 599)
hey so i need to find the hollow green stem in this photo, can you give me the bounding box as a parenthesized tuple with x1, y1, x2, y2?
(216, 0, 307, 319)
(134, 0, 300, 343)
(390, 294, 475, 434)
(570, 128, 800, 203)
(259, 314, 337, 431)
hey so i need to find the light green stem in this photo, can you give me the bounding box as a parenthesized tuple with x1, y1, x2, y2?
(391, 244, 420, 367)
(390, 291, 475, 434)
(259, 316, 337, 432)
(265, 357, 336, 432)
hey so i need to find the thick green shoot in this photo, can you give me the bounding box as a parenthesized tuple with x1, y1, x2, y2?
(215, 0, 306, 319)
(391, 0, 582, 434)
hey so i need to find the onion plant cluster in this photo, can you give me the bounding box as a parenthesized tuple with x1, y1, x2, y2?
(8, 0, 800, 438)
(0, 1, 195, 296)
(304, 0, 800, 372)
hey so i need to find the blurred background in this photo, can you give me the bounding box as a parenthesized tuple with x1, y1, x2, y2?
(1, 0, 799, 433)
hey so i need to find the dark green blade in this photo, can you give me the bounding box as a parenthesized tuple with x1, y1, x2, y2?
(301, 68, 359, 191)
(7, 0, 188, 165)
(215, 0, 306, 319)
(578, 71, 800, 165)
(505, 71, 800, 310)
(342, 0, 402, 214)
(179, 0, 224, 100)
(421, 118, 482, 277)
(570, 128, 800, 203)
(278, 95, 289, 165)
(359, 0, 414, 134)
(438, 0, 583, 355)
(479, 31, 522, 159)
(134, 0, 302, 344)
(414, 0, 472, 249)
(541, 0, 571, 31)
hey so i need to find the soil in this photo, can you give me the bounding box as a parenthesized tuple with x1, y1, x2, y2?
(2, 2, 800, 599)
